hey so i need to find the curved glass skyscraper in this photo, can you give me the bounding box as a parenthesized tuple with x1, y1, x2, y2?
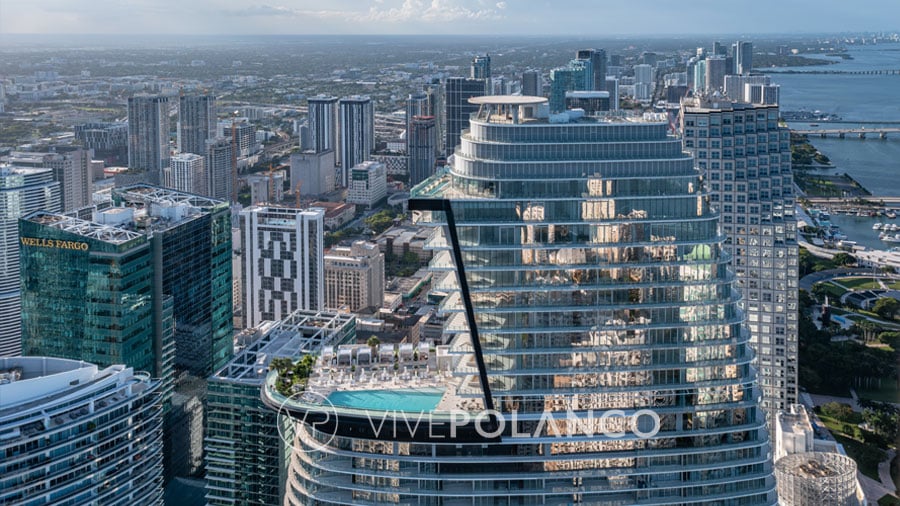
(273, 97, 775, 505)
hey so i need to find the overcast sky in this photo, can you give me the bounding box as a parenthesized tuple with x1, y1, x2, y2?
(1, 0, 897, 36)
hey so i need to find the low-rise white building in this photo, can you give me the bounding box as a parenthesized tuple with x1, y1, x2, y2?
(346, 161, 386, 209)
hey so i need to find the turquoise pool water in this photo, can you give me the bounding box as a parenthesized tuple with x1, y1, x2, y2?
(326, 388, 445, 412)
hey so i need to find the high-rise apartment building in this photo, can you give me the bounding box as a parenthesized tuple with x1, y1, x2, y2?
(471, 54, 492, 80)
(205, 136, 234, 201)
(338, 95, 374, 187)
(75, 121, 128, 163)
(0, 357, 164, 506)
(406, 92, 429, 147)
(444, 77, 487, 156)
(239, 206, 324, 328)
(724, 75, 772, 102)
(346, 160, 387, 209)
(178, 94, 217, 156)
(165, 152, 205, 194)
(680, 96, 798, 420)
(128, 95, 170, 179)
(521, 69, 541, 97)
(408, 115, 437, 187)
(216, 119, 257, 158)
(705, 55, 729, 93)
(290, 149, 335, 196)
(0, 167, 60, 357)
(324, 240, 384, 311)
(205, 309, 355, 506)
(605, 76, 620, 111)
(269, 96, 776, 504)
(549, 64, 589, 113)
(576, 48, 607, 91)
(5, 148, 91, 212)
(736, 41, 754, 75)
(307, 95, 339, 155)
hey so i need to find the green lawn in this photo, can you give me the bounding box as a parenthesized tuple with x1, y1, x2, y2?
(818, 414, 885, 480)
(817, 281, 849, 299)
(839, 277, 882, 290)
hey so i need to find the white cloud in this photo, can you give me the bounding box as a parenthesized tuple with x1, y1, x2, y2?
(228, 0, 505, 24)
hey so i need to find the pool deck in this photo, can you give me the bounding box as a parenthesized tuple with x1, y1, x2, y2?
(298, 345, 484, 414)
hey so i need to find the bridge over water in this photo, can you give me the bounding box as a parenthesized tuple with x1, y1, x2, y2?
(792, 128, 900, 139)
(768, 68, 900, 75)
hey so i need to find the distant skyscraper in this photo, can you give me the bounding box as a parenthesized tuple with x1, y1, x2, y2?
(274, 95, 777, 504)
(324, 241, 385, 311)
(705, 55, 729, 92)
(408, 115, 437, 187)
(338, 95, 374, 186)
(0, 357, 164, 506)
(307, 95, 338, 154)
(444, 78, 486, 156)
(724, 74, 772, 101)
(128, 95, 170, 180)
(6, 148, 91, 212)
(576, 48, 607, 90)
(521, 70, 541, 97)
(633, 63, 654, 101)
(713, 41, 727, 56)
(205, 136, 234, 201)
(549, 64, 589, 112)
(75, 121, 128, 163)
(239, 206, 324, 328)
(406, 92, 428, 146)
(681, 97, 798, 421)
(694, 59, 708, 92)
(736, 41, 754, 74)
(605, 76, 620, 111)
(178, 94, 217, 156)
(471, 54, 491, 79)
(291, 149, 336, 196)
(0, 167, 59, 357)
(165, 152, 205, 194)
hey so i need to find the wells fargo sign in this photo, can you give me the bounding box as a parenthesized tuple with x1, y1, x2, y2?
(20, 237, 89, 251)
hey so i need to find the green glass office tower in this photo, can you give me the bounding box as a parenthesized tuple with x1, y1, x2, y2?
(20, 212, 175, 383)
(111, 184, 233, 376)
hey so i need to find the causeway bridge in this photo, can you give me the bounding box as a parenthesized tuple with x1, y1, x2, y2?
(768, 68, 900, 75)
(792, 128, 900, 139)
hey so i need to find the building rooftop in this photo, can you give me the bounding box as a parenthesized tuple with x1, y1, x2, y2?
(25, 211, 145, 245)
(213, 309, 355, 385)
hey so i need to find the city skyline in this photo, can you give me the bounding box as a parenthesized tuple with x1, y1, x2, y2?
(2, 0, 898, 37)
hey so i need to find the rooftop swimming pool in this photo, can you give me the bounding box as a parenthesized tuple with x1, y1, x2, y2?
(326, 388, 445, 412)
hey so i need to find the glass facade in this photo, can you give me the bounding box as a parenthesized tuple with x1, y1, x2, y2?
(112, 185, 234, 377)
(285, 99, 776, 505)
(20, 214, 171, 380)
